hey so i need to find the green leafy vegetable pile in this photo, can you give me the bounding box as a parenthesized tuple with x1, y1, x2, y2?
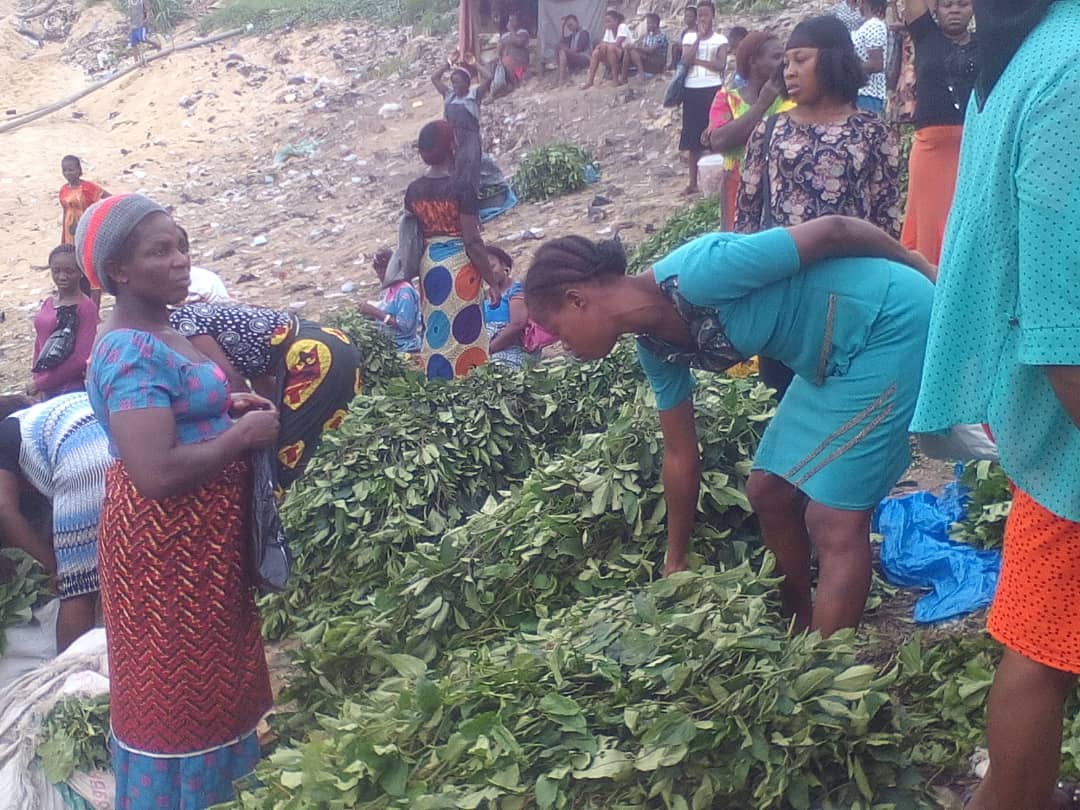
(37, 695, 111, 783)
(260, 344, 650, 639)
(627, 199, 720, 275)
(233, 564, 927, 810)
(322, 308, 416, 393)
(513, 143, 596, 203)
(274, 376, 772, 727)
(950, 461, 1011, 550)
(0, 549, 51, 654)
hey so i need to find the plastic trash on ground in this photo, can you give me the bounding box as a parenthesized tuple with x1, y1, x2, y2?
(873, 480, 1001, 624)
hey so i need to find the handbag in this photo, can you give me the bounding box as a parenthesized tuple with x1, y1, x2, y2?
(758, 113, 780, 230)
(662, 62, 689, 108)
(755, 113, 795, 397)
(885, 29, 904, 91)
(250, 447, 292, 593)
(32, 304, 78, 372)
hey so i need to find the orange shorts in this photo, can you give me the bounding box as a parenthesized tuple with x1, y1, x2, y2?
(988, 487, 1080, 673)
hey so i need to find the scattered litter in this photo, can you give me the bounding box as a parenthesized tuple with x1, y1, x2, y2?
(272, 139, 319, 167)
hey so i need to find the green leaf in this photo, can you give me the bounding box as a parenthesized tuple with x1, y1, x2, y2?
(535, 775, 559, 809)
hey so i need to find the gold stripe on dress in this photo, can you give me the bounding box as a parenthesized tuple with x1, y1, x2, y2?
(784, 383, 897, 481)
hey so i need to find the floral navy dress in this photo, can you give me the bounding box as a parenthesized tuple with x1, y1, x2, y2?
(734, 111, 902, 238)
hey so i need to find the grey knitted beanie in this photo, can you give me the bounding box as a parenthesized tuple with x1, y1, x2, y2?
(74, 193, 167, 294)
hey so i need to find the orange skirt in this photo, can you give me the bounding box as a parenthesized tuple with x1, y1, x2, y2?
(900, 125, 963, 265)
(988, 487, 1080, 674)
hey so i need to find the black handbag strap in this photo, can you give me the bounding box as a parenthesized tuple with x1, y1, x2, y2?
(759, 113, 780, 230)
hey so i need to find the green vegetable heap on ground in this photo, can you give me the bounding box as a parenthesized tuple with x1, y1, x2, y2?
(513, 143, 596, 203)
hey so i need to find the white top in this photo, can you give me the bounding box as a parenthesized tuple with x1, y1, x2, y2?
(603, 23, 634, 45)
(186, 266, 231, 305)
(852, 17, 888, 100)
(681, 31, 728, 88)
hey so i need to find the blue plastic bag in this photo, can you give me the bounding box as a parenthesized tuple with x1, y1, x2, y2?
(873, 482, 1001, 624)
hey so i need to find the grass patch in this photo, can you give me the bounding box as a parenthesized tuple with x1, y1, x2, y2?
(199, 0, 455, 35)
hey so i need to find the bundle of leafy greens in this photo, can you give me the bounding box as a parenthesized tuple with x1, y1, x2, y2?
(37, 695, 111, 783)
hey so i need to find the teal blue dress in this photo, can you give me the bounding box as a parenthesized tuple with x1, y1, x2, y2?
(638, 228, 934, 510)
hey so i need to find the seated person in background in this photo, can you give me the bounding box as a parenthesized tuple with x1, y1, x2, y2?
(493, 11, 531, 97)
(0, 392, 109, 652)
(726, 25, 749, 87)
(30, 245, 99, 400)
(484, 246, 536, 370)
(584, 10, 634, 88)
(670, 5, 697, 70)
(624, 13, 669, 81)
(557, 14, 592, 84)
(356, 248, 422, 353)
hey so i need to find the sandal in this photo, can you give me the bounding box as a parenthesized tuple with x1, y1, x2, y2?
(1057, 780, 1080, 809)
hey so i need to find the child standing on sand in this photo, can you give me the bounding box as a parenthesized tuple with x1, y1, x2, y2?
(58, 156, 109, 247)
(128, 0, 161, 63)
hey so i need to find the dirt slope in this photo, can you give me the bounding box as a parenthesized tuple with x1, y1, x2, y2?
(0, 0, 826, 392)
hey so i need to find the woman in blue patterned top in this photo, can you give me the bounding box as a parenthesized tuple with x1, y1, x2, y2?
(483, 246, 536, 370)
(525, 216, 936, 637)
(78, 193, 279, 810)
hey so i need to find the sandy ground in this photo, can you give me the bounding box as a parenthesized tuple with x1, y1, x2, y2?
(1, 0, 838, 395)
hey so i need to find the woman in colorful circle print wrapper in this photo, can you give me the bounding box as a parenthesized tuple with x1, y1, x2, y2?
(404, 121, 508, 381)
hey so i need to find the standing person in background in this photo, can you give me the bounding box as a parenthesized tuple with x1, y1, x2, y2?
(624, 13, 668, 82)
(77, 193, 277, 810)
(58, 156, 108, 296)
(432, 61, 493, 192)
(556, 15, 592, 85)
(405, 121, 507, 381)
(679, 0, 728, 195)
(356, 248, 422, 353)
(669, 5, 697, 71)
(725, 26, 749, 87)
(583, 10, 633, 89)
(853, 0, 890, 113)
(0, 393, 107, 652)
(30, 245, 99, 399)
(736, 16, 901, 398)
(899, 0, 976, 264)
(886, 20, 918, 125)
(830, 0, 864, 31)
(704, 32, 793, 230)
(912, 2, 1080, 807)
(127, 0, 161, 64)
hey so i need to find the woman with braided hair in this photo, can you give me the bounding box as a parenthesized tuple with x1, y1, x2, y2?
(525, 217, 936, 636)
